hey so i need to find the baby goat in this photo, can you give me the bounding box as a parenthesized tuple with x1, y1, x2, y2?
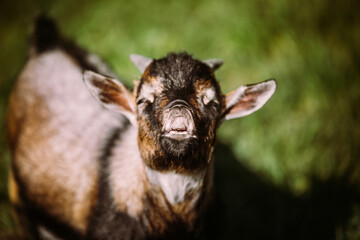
(6, 17, 276, 240)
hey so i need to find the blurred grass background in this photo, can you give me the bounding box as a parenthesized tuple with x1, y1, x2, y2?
(0, 0, 359, 239)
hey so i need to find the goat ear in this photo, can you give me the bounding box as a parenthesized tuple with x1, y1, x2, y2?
(130, 54, 153, 74)
(83, 70, 136, 124)
(223, 79, 276, 120)
(203, 59, 223, 71)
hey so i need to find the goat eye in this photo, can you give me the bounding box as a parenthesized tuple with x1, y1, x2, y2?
(202, 95, 218, 106)
(137, 98, 151, 113)
(137, 95, 156, 113)
(201, 87, 218, 106)
(208, 99, 219, 108)
(211, 99, 219, 106)
(137, 98, 146, 105)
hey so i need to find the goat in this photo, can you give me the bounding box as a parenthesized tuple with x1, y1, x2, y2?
(6, 16, 276, 240)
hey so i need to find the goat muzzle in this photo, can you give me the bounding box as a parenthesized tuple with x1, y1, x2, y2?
(162, 100, 196, 140)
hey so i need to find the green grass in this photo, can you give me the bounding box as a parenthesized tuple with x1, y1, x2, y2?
(1, 0, 359, 238)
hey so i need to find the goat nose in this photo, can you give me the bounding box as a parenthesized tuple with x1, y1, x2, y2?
(171, 116, 188, 131)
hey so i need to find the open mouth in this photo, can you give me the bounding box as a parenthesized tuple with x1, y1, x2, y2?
(162, 103, 196, 140)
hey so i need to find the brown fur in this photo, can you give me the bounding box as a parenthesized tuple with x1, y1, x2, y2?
(7, 50, 109, 235)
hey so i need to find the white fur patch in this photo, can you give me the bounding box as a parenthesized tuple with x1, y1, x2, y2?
(202, 87, 217, 105)
(138, 83, 155, 103)
(145, 167, 206, 204)
(109, 126, 146, 217)
(14, 49, 122, 231)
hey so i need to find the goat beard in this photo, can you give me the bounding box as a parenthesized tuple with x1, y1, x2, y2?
(145, 137, 209, 173)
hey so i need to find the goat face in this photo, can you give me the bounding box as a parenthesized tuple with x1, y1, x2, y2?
(84, 52, 276, 174)
(135, 53, 223, 173)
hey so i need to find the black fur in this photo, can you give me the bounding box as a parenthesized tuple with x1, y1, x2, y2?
(33, 15, 60, 53)
(157, 137, 202, 171)
(150, 53, 216, 92)
(137, 52, 221, 101)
